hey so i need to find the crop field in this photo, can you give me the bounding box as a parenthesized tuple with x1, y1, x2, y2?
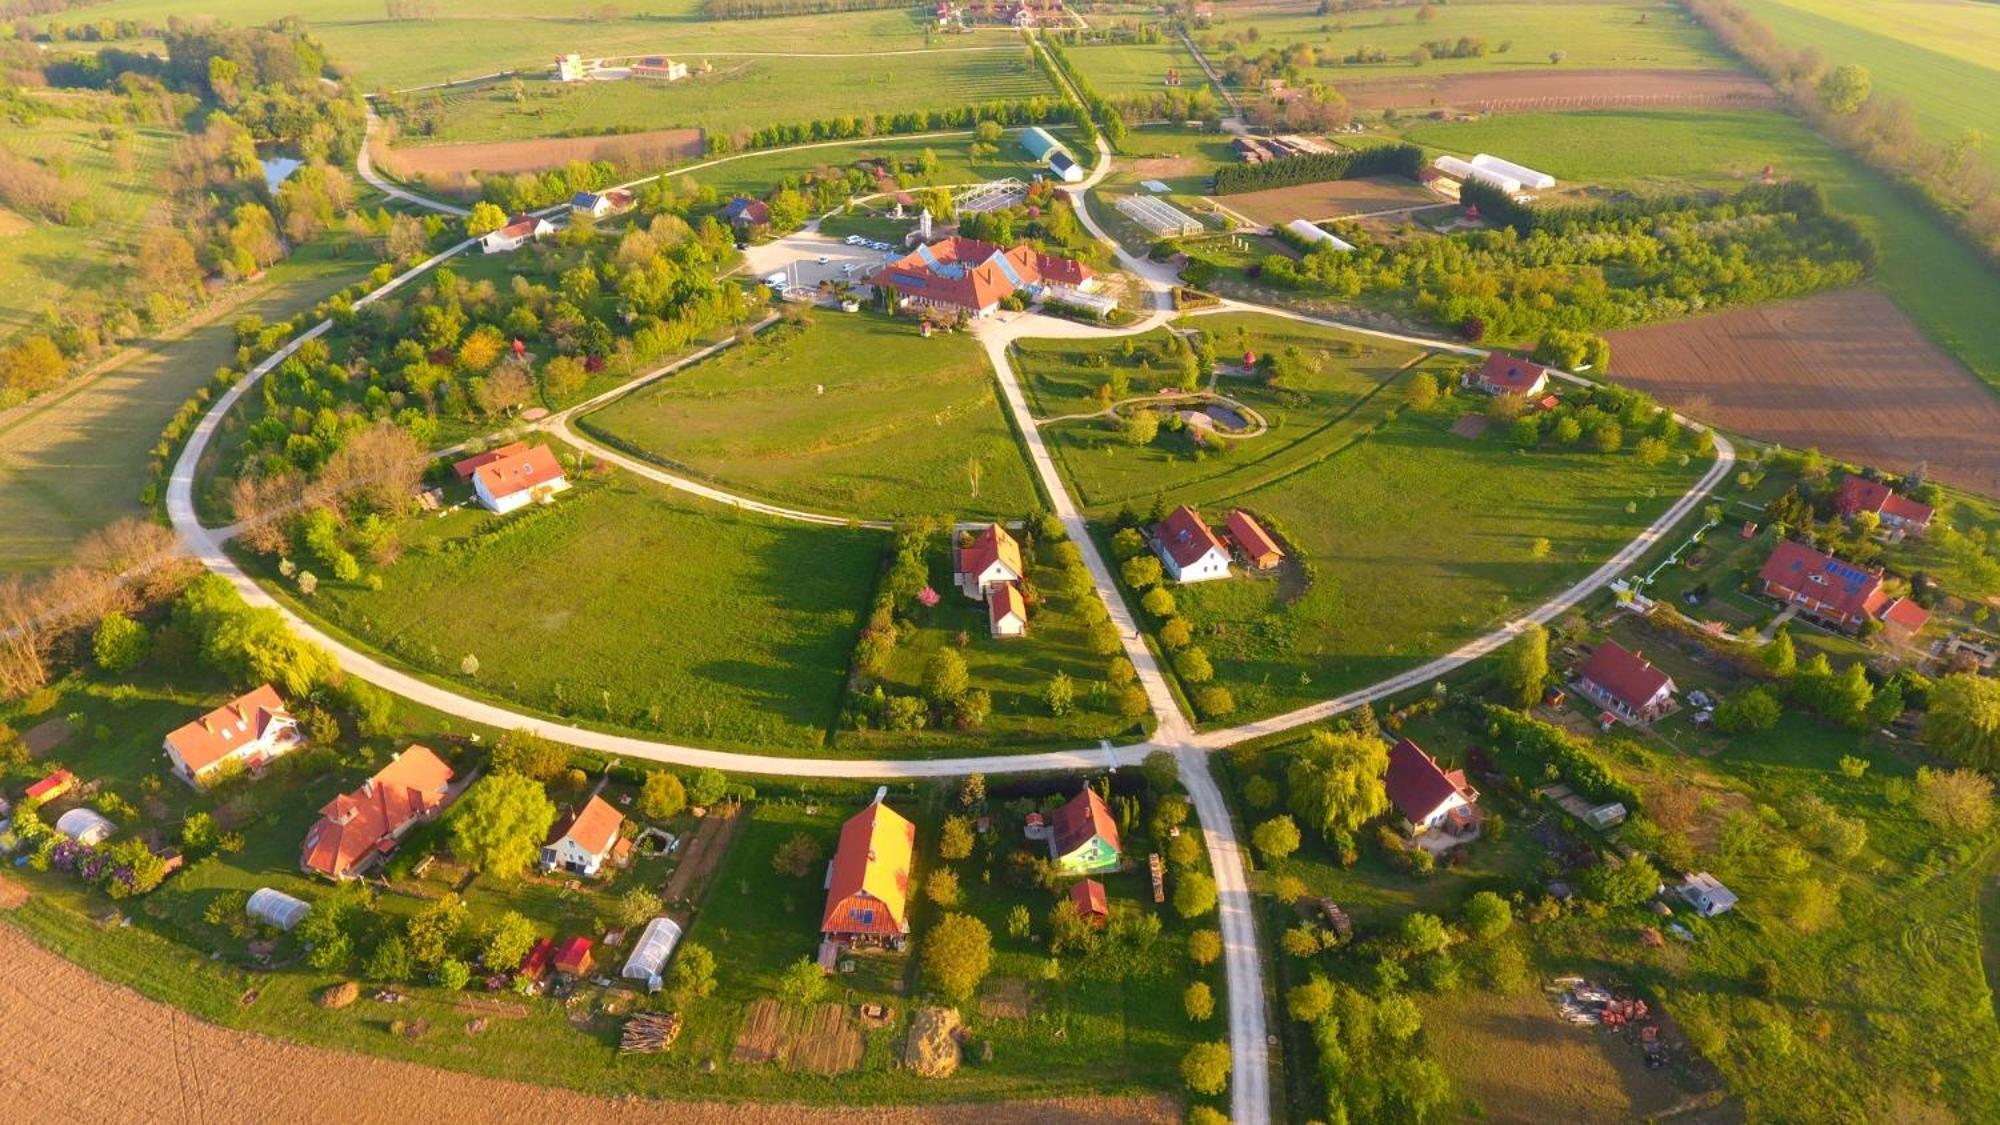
(1396, 108, 2000, 392)
(1217, 174, 1435, 227)
(1606, 289, 2000, 499)
(1199, 0, 1736, 76)
(1739, 0, 2000, 172)
(301, 474, 881, 752)
(1334, 66, 1775, 112)
(375, 128, 705, 179)
(1063, 40, 1217, 97)
(584, 313, 1038, 521)
(401, 52, 1054, 147)
(1168, 395, 1706, 721)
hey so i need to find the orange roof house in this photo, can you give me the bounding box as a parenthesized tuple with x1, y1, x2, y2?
(554, 936, 593, 976)
(1384, 738, 1478, 835)
(162, 684, 304, 787)
(989, 581, 1029, 639)
(956, 522, 1024, 600)
(871, 236, 1095, 318)
(1049, 786, 1122, 874)
(301, 746, 455, 880)
(1466, 353, 1553, 397)
(471, 444, 570, 514)
(1153, 504, 1231, 583)
(1069, 877, 1109, 925)
(452, 442, 530, 481)
(1880, 597, 1932, 647)
(1834, 475, 1934, 533)
(1226, 509, 1284, 570)
(821, 793, 916, 942)
(542, 795, 628, 878)
(24, 769, 73, 804)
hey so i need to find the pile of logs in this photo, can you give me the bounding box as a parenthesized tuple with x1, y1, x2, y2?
(619, 1011, 683, 1054)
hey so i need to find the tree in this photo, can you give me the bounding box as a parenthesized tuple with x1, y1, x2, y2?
(1043, 670, 1075, 717)
(1287, 729, 1389, 843)
(405, 893, 468, 969)
(1763, 629, 1797, 679)
(1925, 674, 2000, 769)
(686, 766, 728, 808)
(1818, 63, 1871, 114)
(1462, 891, 1512, 941)
(1173, 647, 1213, 684)
(1047, 898, 1100, 955)
(938, 815, 975, 861)
(958, 773, 986, 809)
(482, 910, 538, 971)
(669, 941, 717, 999)
(1914, 767, 1994, 832)
(921, 912, 994, 1002)
(1142, 749, 1180, 792)
(1174, 870, 1219, 919)
(1141, 586, 1176, 619)
(777, 956, 827, 1006)
(1184, 981, 1215, 1021)
(1406, 371, 1438, 410)
(1498, 623, 1548, 709)
(618, 887, 663, 928)
(1124, 407, 1160, 446)
(1716, 687, 1781, 734)
(1122, 554, 1164, 589)
(1400, 911, 1451, 957)
(1288, 975, 1335, 1022)
(923, 649, 970, 706)
(448, 774, 557, 878)
(1582, 855, 1660, 907)
(540, 354, 587, 402)
(365, 934, 412, 981)
(92, 612, 149, 673)
(1189, 929, 1222, 966)
(1252, 815, 1302, 862)
(466, 202, 508, 239)
(1180, 1041, 1231, 1096)
(771, 831, 824, 877)
(639, 770, 686, 820)
(925, 867, 962, 907)
(491, 729, 567, 781)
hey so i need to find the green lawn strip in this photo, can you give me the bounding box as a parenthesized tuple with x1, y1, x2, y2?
(674, 125, 1089, 202)
(1064, 40, 1219, 98)
(582, 311, 1040, 522)
(1395, 108, 2000, 389)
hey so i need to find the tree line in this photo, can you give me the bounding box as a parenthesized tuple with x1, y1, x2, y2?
(700, 0, 912, 15)
(1212, 142, 1422, 194)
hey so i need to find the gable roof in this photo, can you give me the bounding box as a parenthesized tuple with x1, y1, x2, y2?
(1384, 738, 1475, 824)
(1577, 641, 1674, 712)
(719, 196, 769, 224)
(1835, 476, 1933, 526)
(547, 795, 624, 858)
(871, 236, 1091, 310)
(302, 745, 454, 878)
(1050, 786, 1121, 860)
(495, 214, 546, 240)
(1474, 352, 1551, 393)
(958, 522, 1023, 581)
(453, 441, 530, 481)
(1226, 509, 1283, 563)
(1759, 539, 1887, 621)
(570, 190, 603, 209)
(1069, 877, 1108, 918)
(25, 769, 73, 802)
(164, 684, 293, 776)
(821, 798, 917, 934)
(1155, 505, 1226, 569)
(1881, 596, 1931, 632)
(989, 581, 1028, 630)
(474, 445, 566, 502)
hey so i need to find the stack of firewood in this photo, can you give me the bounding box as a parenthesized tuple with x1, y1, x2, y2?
(619, 1011, 683, 1054)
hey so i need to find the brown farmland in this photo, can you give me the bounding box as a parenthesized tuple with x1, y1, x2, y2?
(0, 923, 1176, 1123)
(1606, 289, 2000, 498)
(377, 128, 704, 180)
(1219, 175, 1435, 226)
(1338, 68, 1776, 113)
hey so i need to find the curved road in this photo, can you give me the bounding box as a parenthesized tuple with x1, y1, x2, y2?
(161, 119, 1741, 1124)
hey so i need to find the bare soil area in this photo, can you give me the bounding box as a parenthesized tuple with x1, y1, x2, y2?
(1218, 174, 1435, 226)
(731, 999, 865, 1074)
(1340, 68, 1775, 112)
(0, 923, 1175, 1123)
(1606, 289, 2000, 498)
(377, 128, 704, 180)
(663, 803, 743, 910)
(21, 715, 71, 757)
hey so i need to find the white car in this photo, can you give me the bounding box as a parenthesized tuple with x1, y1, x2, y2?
(844, 235, 862, 245)
(816, 255, 830, 265)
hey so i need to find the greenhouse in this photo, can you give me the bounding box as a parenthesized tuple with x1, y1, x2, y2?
(247, 887, 312, 932)
(621, 917, 684, 987)
(53, 808, 115, 846)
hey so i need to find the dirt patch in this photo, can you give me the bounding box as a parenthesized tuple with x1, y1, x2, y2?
(1131, 155, 1200, 179)
(1606, 289, 2000, 499)
(731, 999, 865, 1075)
(663, 803, 744, 909)
(1451, 414, 1491, 439)
(0, 208, 30, 236)
(0, 922, 1175, 1122)
(1218, 174, 1436, 226)
(978, 978, 1031, 1020)
(377, 128, 704, 180)
(1340, 68, 1776, 113)
(0, 876, 27, 910)
(20, 716, 71, 757)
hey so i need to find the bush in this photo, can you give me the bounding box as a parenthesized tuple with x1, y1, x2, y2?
(1193, 685, 1236, 718)
(1180, 1040, 1232, 1096)
(1173, 647, 1214, 684)
(1188, 929, 1222, 966)
(92, 613, 150, 673)
(921, 913, 994, 1002)
(1174, 870, 1218, 919)
(1183, 981, 1215, 1021)
(1717, 688, 1782, 734)
(1140, 586, 1177, 619)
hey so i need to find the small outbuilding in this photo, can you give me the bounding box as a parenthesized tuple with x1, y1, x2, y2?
(246, 887, 312, 932)
(1676, 872, 1738, 917)
(54, 807, 116, 846)
(621, 917, 685, 987)
(1068, 878, 1109, 926)
(554, 936, 595, 976)
(1283, 218, 1354, 252)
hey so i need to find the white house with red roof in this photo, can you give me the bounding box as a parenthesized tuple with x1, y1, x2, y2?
(871, 236, 1094, 318)
(1834, 476, 1933, 534)
(541, 794, 629, 878)
(988, 581, 1029, 639)
(1384, 738, 1479, 836)
(162, 684, 304, 787)
(480, 214, 554, 254)
(1464, 353, 1553, 398)
(956, 522, 1025, 600)
(1759, 539, 1888, 631)
(1574, 641, 1677, 724)
(461, 444, 570, 514)
(301, 745, 455, 880)
(1152, 505, 1231, 583)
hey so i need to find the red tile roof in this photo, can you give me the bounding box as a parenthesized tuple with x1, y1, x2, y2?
(164, 684, 294, 776)
(822, 798, 916, 936)
(1069, 877, 1109, 920)
(1050, 786, 1122, 860)
(547, 795, 624, 859)
(25, 769, 73, 802)
(497, 215, 543, 240)
(1881, 597, 1930, 632)
(1473, 353, 1552, 393)
(871, 236, 1092, 313)
(554, 936, 593, 975)
(989, 581, 1027, 631)
(1226, 509, 1283, 567)
(1154, 505, 1225, 570)
(957, 523, 1023, 584)
(474, 444, 566, 501)
(301, 745, 455, 879)
(1384, 738, 1474, 825)
(1835, 476, 1933, 527)
(453, 441, 530, 481)
(1759, 539, 1887, 622)
(520, 936, 555, 978)
(1577, 641, 1674, 714)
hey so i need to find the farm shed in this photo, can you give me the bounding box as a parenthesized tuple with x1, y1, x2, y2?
(1433, 155, 1520, 196)
(1469, 153, 1556, 190)
(54, 808, 116, 846)
(1676, 873, 1738, 917)
(1114, 194, 1204, 238)
(1020, 126, 1066, 162)
(246, 887, 311, 932)
(621, 917, 684, 985)
(1284, 219, 1354, 252)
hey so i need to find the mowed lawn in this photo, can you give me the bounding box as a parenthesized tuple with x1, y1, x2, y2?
(1065, 40, 1218, 97)
(683, 125, 1087, 200)
(305, 474, 882, 751)
(586, 312, 1038, 521)
(1169, 397, 1706, 721)
(413, 51, 1054, 146)
(1206, 1, 1735, 74)
(1397, 108, 2000, 390)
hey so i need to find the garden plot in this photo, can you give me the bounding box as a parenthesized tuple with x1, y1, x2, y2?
(1217, 175, 1436, 228)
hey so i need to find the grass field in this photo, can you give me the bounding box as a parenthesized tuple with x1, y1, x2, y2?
(672, 125, 1088, 201)
(0, 110, 175, 337)
(1064, 40, 1218, 97)
(584, 312, 1039, 521)
(1739, 0, 2000, 171)
(1201, 0, 1736, 76)
(1396, 108, 2000, 392)
(298, 473, 882, 752)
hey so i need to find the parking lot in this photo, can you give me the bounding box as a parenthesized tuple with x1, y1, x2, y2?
(740, 233, 901, 297)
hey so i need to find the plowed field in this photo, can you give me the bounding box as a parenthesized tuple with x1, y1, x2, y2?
(1606, 289, 2000, 498)
(1339, 68, 1775, 112)
(1218, 175, 1436, 226)
(378, 128, 704, 179)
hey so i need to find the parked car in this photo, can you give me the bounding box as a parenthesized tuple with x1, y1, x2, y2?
(844, 234, 862, 245)
(816, 255, 830, 264)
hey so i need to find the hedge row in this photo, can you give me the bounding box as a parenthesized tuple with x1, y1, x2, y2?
(1481, 704, 1643, 813)
(1211, 143, 1423, 195)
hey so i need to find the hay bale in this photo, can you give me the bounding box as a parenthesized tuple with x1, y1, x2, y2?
(318, 981, 359, 1009)
(902, 1007, 962, 1078)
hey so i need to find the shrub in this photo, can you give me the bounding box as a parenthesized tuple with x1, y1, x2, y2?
(1180, 1040, 1232, 1096)
(1183, 981, 1214, 1021)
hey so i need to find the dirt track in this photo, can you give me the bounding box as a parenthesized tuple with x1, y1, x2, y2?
(1337, 67, 1776, 112)
(0, 923, 1175, 1124)
(1606, 289, 2000, 499)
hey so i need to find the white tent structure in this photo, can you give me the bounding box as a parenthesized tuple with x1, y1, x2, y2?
(1433, 155, 1521, 195)
(1470, 153, 1556, 190)
(54, 807, 115, 846)
(247, 887, 312, 932)
(1285, 219, 1355, 252)
(621, 917, 684, 987)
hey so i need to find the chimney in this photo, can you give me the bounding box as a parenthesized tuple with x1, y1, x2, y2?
(873, 785, 888, 806)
